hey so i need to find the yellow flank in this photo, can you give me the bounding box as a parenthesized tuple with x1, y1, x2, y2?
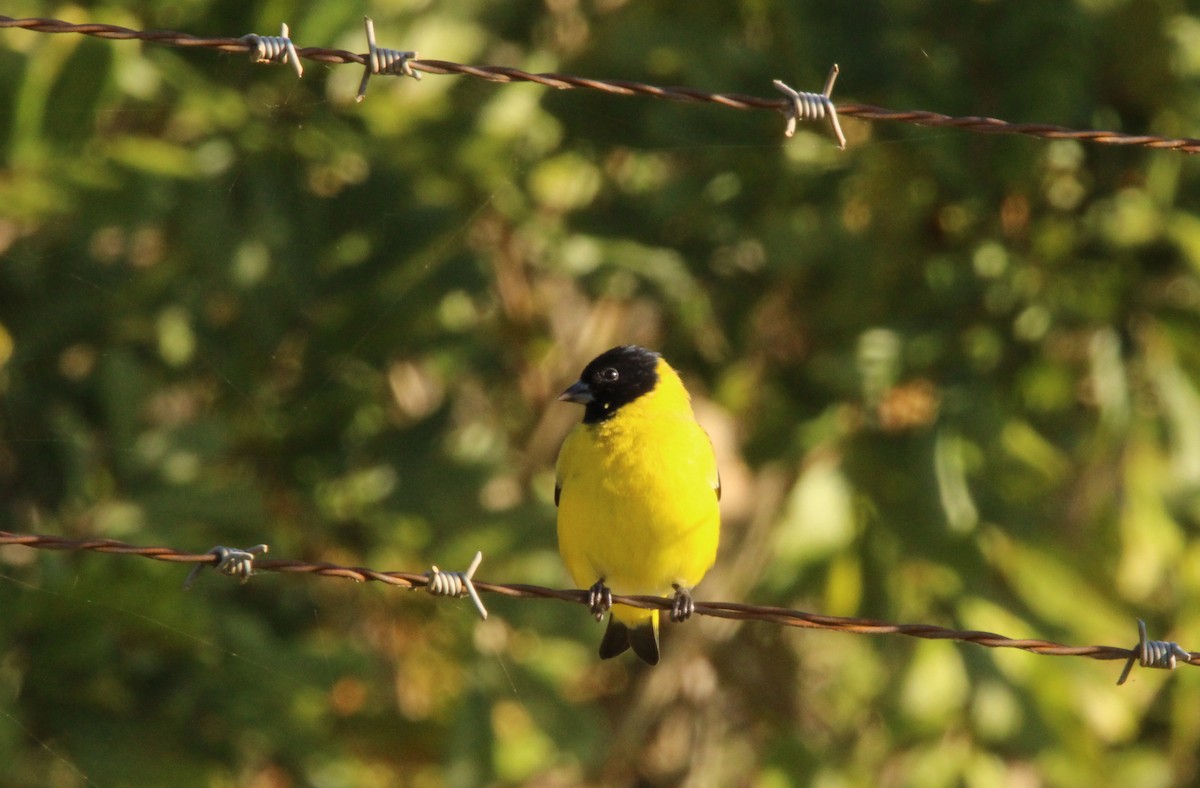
(555, 357, 720, 629)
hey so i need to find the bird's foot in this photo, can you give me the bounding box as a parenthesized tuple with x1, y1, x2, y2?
(670, 584, 695, 623)
(588, 580, 613, 622)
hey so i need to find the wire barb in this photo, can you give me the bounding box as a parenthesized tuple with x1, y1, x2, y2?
(425, 551, 488, 620)
(356, 17, 420, 103)
(1116, 619, 1193, 685)
(182, 543, 270, 589)
(242, 23, 302, 79)
(773, 65, 846, 149)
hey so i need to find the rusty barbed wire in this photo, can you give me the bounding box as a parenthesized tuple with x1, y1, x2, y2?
(2, 529, 1196, 682)
(2, 14, 1199, 152)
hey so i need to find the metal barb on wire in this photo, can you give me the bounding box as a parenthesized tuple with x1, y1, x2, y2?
(183, 544, 269, 589)
(773, 65, 846, 149)
(242, 23, 302, 78)
(1117, 619, 1193, 685)
(356, 17, 420, 103)
(425, 551, 488, 620)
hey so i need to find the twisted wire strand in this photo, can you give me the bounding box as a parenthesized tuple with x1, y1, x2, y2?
(2, 529, 1195, 674)
(2, 15, 1200, 153)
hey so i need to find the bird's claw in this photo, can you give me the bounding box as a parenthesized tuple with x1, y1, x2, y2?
(670, 584, 695, 623)
(588, 580, 613, 621)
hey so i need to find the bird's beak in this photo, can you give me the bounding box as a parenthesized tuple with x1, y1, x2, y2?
(558, 380, 594, 405)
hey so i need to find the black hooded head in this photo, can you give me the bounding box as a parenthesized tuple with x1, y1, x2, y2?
(560, 345, 661, 424)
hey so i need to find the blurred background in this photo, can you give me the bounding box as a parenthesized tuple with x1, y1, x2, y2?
(3, 0, 1200, 785)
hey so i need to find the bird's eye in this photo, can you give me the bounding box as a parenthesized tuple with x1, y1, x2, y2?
(600, 367, 619, 382)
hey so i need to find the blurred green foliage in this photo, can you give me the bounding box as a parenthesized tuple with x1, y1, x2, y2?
(3, 0, 1200, 785)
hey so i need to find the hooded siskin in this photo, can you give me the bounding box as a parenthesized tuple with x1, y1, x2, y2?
(555, 345, 721, 664)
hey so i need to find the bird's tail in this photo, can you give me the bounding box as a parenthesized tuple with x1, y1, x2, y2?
(599, 608, 659, 665)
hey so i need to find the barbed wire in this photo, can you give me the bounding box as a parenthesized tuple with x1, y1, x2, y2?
(1, 529, 1195, 683)
(2, 14, 1199, 153)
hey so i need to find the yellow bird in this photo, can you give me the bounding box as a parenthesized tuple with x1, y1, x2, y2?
(555, 345, 721, 664)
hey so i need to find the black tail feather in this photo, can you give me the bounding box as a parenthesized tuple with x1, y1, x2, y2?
(598, 617, 660, 665)
(599, 618, 630, 659)
(628, 622, 660, 665)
